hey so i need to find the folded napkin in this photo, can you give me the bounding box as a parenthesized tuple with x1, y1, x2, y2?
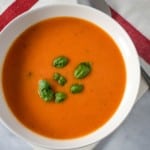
(0, 0, 77, 31)
(103, 0, 150, 99)
(105, 0, 150, 64)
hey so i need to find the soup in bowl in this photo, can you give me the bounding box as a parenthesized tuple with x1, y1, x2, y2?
(0, 4, 140, 150)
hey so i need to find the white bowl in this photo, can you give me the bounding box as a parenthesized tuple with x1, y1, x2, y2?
(0, 4, 140, 150)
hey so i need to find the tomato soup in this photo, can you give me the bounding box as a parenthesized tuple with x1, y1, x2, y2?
(2, 17, 126, 139)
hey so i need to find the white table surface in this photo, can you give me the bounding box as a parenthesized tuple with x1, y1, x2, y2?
(0, 0, 150, 150)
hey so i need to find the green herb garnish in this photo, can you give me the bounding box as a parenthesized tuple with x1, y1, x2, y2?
(38, 80, 54, 102)
(38, 55, 92, 104)
(71, 84, 84, 94)
(55, 92, 67, 103)
(53, 73, 67, 86)
(74, 62, 91, 79)
(53, 72, 61, 81)
(53, 56, 69, 68)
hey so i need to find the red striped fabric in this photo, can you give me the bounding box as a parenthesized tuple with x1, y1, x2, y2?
(110, 8, 150, 64)
(0, 0, 38, 31)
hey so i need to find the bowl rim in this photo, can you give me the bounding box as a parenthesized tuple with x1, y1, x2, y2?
(0, 4, 140, 149)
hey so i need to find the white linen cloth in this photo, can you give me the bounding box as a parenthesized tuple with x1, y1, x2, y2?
(105, 0, 150, 39)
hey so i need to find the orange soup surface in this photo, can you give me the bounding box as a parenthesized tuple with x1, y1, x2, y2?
(2, 17, 126, 139)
